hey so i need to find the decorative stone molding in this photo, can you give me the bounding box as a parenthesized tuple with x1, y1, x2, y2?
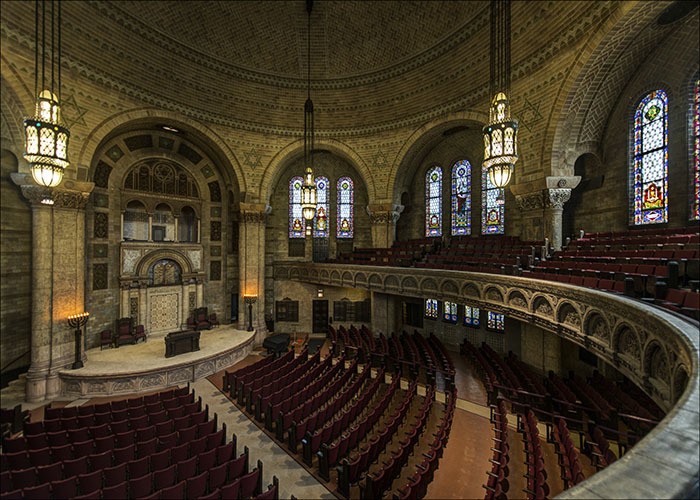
(515, 191, 544, 211)
(239, 202, 269, 224)
(11, 174, 95, 208)
(366, 204, 404, 224)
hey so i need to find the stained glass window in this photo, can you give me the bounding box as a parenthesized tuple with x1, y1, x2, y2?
(632, 89, 668, 225)
(337, 177, 354, 238)
(443, 301, 458, 322)
(487, 311, 505, 331)
(481, 165, 504, 234)
(425, 299, 438, 319)
(289, 176, 305, 238)
(692, 78, 699, 221)
(425, 166, 442, 237)
(313, 176, 329, 238)
(464, 306, 480, 327)
(451, 160, 472, 235)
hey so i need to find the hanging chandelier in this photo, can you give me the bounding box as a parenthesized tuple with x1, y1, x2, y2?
(483, 0, 518, 189)
(300, 0, 317, 235)
(23, 0, 71, 188)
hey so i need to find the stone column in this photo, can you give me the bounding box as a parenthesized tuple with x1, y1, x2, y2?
(12, 176, 94, 402)
(367, 204, 403, 248)
(543, 188, 572, 252)
(238, 203, 269, 344)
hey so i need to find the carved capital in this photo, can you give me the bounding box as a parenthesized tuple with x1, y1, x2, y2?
(543, 188, 572, 209)
(19, 185, 91, 209)
(367, 204, 403, 224)
(241, 210, 267, 224)
(515, 192, 544, 211)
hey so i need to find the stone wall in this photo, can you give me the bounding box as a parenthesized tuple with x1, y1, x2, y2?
(0, 150, 31, 374)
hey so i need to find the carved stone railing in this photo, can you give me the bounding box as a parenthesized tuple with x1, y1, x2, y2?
(274, 261, 699, 499)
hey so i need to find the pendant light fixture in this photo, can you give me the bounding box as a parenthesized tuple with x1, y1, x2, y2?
(23, 0, 71, 188)
(483, 0, 518, 189)
(300, 0, 317, 236)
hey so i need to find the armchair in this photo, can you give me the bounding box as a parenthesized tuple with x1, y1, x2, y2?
(208, 313, 220, 328)
(115, 317, 136, 347)
(193, 307, 211, 330)
(134, 324, 147, 343)
(100, 329, 113, 350)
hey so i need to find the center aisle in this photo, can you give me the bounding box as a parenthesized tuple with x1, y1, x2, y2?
(190, 378, 336, 500)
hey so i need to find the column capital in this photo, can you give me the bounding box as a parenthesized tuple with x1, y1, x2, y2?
(12, 173, 94, 209)
(515, 191, 544, 211)
(239, 202, 270, 224)
(543, 188, 572, 209)
(366, 204, 403, 224)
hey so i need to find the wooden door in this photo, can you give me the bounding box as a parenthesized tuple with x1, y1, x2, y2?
(312, 300, 329, 334)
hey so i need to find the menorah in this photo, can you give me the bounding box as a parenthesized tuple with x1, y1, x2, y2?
(244, 296, 257, 332)
(68, 312, 89, 369)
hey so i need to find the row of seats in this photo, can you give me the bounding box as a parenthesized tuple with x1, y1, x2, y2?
(549, 418, 586, 489)
(518, 409, 550, 500)
(483, 399, 510, 500)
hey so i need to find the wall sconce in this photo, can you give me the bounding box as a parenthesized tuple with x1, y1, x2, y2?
(243, 295, 258, 332)
(317, 289, 324, 298)
(67, 312, 89, 369)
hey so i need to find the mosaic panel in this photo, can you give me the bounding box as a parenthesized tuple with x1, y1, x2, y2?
(93, 244, 108, 258)
(94, 212, 108, 239)
(106, 145, 124, 162)
(210, 246, 221, 257)
(210, 221, 221, 241)
(208, 181, 222, 202)
(93, 263, 108, 290)
(93, 161, 112, 188)
(93, 193, 109, 208)
(150, 293, 180, 332)
(210, 206, 221, 218)
(130, 297, 139, 319)
(210, 261, 221, 281)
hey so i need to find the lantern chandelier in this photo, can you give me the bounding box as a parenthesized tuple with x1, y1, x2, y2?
(300, 0, 317, 235)
(483, 0, 518, 189)
(23, 0, 71, 189)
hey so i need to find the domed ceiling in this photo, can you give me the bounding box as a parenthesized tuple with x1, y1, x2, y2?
(1, 1, 674, 136)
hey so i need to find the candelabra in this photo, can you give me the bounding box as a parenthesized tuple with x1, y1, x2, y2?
(244, 296, 257, 332)
(67, 312, 89, 369)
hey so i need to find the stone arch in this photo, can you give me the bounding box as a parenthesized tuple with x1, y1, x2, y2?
(644, 341, 670, 383)
(461, 282, 480, 299)
(355, 272, 367, 286)
(341, 271, 353, 284)
(420, 277, 438, 294)
(79, 108, 243, 193)
(330, 270, 341, 282)
(483, 286, 504, 303)
(547, 2, 667, 177)
(583, 311, 610, 344)
(134, 249, 195, 278)
(532, 295, 554, 317)
(507, 290, 529, 309)
(390, 110, 488, 203)
(672, 365, 690, 403)
(613, 324, 641, 362)
(259, 137, 374, 204)
(0, 78, 26, 155)
(440, 279, 459, 296)
(384, 275, 399, 290)
(290, 268, 301, 280)
(556, 301, 582, 329)
(401, 276, 418, 291)
(309, 269, 319, 279)
(368, 273, 382, 287)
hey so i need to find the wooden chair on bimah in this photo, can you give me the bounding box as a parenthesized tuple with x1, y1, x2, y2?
(190, 307, 212, 331)
(115, 317, 147, 346)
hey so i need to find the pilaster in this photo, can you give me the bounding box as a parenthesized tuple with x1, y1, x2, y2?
(238, 202, 269, 344)
(12, 175, 94, 402)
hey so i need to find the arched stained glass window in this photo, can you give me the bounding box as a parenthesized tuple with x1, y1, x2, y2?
(443, 301, 457, 322)
(425, 166, 442, 237)
(314, 176, 329, 238)
(289, 176, 305, 238)
(632, 89, 668, 225)
(692, 78, 700, 221)
(337, 177, 354, 238)
(481, 165, 504, 234)
(451, 160, 472, 235)
(425, 299, 438, 319)
(487, 311, 505, 331)
(464, 306, 480, 327)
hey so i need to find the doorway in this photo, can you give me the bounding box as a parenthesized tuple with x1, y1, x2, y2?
(312, 300, 329, 334)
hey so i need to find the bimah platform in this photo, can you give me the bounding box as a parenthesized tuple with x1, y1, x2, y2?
(165, 329, 200, 358)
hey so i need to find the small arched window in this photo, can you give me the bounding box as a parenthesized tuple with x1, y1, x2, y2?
(123, 200, 149, 241)
(337, 177, 354, 239)
(451, 160, 472, 235)
(153, 203, 175, 241)
(289, 176, 305, 238)
(314, 176, 329, 238)
(425, 299, 438, 319)
(425, 166, 442, 237)
(179, 206, 198, 243)
(632, 89, 668, 225)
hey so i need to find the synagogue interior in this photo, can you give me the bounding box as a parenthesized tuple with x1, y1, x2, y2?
(1, 1, 699, 499)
